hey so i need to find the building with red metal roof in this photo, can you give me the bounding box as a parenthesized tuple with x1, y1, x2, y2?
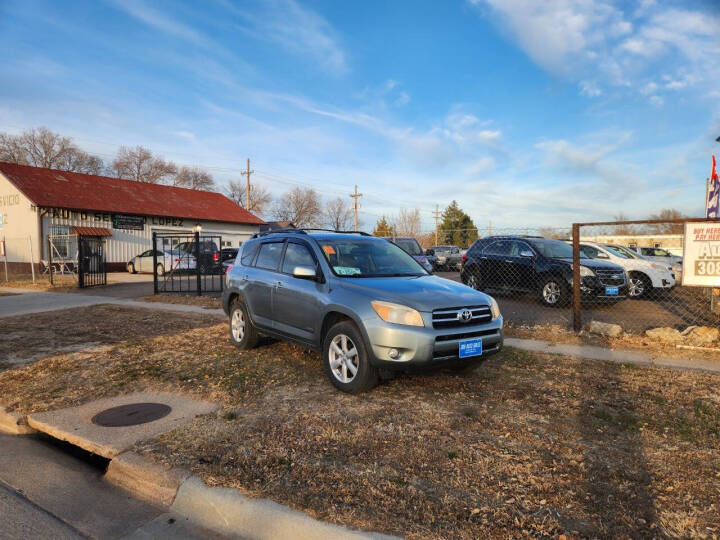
(0, 162, 264, 274)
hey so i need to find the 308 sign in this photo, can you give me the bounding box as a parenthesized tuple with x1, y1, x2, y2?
(683, 222, 720, 286)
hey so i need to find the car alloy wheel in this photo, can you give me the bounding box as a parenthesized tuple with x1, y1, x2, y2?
(542, 281, 561, 305)
(231, 309, 245, 342)
(467, 274, 479, 290)
(328, 334, 359, 383)
(156, 263, 165, 276)
(628, 274, 649, 298)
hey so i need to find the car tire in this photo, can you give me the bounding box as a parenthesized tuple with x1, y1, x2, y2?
(628, 272, 651, 299)
(229, 299, 258, 349)
(539, 276, 568, 307)
(156, 263, 165, 277)
(127, 262, 136, 274)
(323, 321, 378, 394)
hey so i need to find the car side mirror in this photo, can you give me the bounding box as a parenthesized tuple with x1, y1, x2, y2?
(597, 253, 609, 259)
(292, 265, 319, 280)
(519, 250, 534, 258)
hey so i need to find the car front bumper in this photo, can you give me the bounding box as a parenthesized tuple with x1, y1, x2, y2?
(362, 315, 504, 369)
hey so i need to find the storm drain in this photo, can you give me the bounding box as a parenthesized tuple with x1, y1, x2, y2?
(91, 403, 172, 427)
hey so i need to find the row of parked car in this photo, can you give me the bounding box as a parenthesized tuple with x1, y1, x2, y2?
(458, 235, 680, 305)
(126, 241, 238, 276)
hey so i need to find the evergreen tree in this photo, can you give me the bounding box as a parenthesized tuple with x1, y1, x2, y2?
(372, 216, 393, 237)
(439, 201, 478, 247)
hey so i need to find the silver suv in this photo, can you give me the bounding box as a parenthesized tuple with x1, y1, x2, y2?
(222, 229, 503, 393)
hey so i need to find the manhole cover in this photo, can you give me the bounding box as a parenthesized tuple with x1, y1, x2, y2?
(91, 403, 172, 427)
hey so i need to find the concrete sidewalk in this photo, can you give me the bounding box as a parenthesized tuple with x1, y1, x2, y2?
(505, 337, 720, 374)
(0, 287, 223, 318)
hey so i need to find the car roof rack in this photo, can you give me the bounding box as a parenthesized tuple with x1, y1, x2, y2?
(250, 228, 370, 239)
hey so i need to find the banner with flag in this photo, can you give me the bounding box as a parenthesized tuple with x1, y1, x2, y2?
(708, 155, 720, 218)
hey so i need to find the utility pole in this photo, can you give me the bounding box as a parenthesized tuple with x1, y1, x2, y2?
(350, 185, 362, 231)
(241, 158, 254, 210)
(433, 204, 440, 246)
(488, 220, 493, 237)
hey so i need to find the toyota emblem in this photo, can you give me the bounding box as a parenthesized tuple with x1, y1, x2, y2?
(457, 309, 473, 323)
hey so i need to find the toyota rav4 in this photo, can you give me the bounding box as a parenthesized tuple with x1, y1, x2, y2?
(222, 229, 503, 393)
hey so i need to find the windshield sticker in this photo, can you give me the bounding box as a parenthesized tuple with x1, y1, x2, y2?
(322, 245, 336, 255)
(334, 266, 361, 275)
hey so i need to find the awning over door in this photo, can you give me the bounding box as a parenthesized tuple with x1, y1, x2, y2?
(72, 226, 112, 237)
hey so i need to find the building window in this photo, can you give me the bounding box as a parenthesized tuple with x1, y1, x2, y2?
(50, 225, 72, 258)
(654, 242, 661, 248)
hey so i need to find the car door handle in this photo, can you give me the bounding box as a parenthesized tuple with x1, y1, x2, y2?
(480, 256, 488, 260)
(505, 259, 514, 263)
(275, 281, 283, 288)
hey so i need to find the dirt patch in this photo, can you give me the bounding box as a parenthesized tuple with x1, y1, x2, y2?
(0, 319, 718, 538)
(1, 276, 77, 291)
(0, 305, 222, 368)
(137, 294, 221, 310)
(506, 322, 720, 364)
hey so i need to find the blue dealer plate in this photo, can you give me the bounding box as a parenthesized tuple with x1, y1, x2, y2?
(605, 286, 619, 295)
(459, 337, 483, 358)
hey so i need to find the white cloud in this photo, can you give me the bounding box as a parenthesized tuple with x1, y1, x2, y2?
(579, 80, 602, 97)
(472, 1, 720, 102)
(649, 95, 664, 106)
(218, 0, 347, 74)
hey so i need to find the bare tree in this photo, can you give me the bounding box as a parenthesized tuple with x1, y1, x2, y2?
(225, 180, 272, 216)
(611, 212, 637, 236)
(647, 209, 686, 234)
(173, 166, 215, 191)
(271, 187, 321, 227)
(0, 127, 104, 174)
(538, 227, 569, 239)
(111, 145, 177, 183)
(324, 197, 353, 231)
(394, 208, 422, 237)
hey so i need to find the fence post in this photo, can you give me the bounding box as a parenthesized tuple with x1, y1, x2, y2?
(1, 236, 7, 282)
(28, 236, 36, 283)
(572, 223, 581, 332)
(152, 232, 158, 295)
(195, 231, 201, 296)
(48, 236, 53, 286)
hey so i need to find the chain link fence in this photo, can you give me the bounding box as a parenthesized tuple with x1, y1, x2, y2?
(410, 223, 719, 337)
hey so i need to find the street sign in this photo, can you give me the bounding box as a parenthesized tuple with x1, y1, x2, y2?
(682, 221, 720, 287)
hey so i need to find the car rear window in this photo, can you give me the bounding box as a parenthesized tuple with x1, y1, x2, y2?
(240, 242, 259, 266)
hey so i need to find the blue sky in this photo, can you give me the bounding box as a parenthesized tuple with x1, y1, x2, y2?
(0, 0, 718, 229)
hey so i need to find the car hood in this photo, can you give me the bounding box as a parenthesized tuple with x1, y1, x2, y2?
(553, 257, 625, 271)
(339, 275, 490, 312)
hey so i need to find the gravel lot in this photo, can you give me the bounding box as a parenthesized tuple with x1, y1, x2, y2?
(0, 306, 718, 538)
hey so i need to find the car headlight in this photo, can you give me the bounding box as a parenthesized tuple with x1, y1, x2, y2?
(371, 301, 424, 327)
(579, 266, 595, 277)
(489, 296, 501, 320)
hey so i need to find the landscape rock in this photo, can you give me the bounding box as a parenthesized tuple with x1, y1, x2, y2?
(645, 327, 683, 343)
(683, 326, 719, 346)
(586, 320, 623, 338)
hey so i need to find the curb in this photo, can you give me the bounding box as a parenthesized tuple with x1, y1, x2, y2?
(105, 453, 399, 540)
(0, 406, 35, 435)
(105, 451, 190, 507)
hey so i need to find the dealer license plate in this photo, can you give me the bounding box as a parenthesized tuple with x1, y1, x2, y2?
(459, 337, 483, 358)
(605, 286, 619, 295)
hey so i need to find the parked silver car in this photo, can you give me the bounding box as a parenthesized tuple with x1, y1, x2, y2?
(127, 249, 196, 276)
(222, 230, 503, 393)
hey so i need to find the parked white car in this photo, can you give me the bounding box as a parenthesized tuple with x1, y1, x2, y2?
(627, 246, 682, 267)
(577, 241, 676, 299)
(127, 249, 196, 276)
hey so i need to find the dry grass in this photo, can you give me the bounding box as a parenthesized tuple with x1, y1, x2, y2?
(0, 305, 222, 369)
(137, 294, 221, 310)
(1, 276, 77, 291)
(0, 314, 719, 538)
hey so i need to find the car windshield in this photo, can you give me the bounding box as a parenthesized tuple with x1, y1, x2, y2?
(530, 238, 587, 259)
(603, 245, 634, 259)
(317, 238, 426, 277)
(611, 245, 641, 259)
(394, 238, 423, 256)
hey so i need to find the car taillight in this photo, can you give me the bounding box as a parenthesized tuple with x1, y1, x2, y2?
(461, 254, 467, 264)
(213, 253, 219, 262)
(174, 258, 179, 263)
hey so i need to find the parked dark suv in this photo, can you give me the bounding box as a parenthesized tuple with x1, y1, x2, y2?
(460, 236, 628, 306)
(223, 229, 503, 393)
(176, 239, 221, 274)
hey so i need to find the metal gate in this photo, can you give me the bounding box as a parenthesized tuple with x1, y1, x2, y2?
(78, 235, 107, 288)
(152, 231, 224, 295)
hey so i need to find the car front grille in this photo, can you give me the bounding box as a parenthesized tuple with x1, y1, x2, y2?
(595, 269, 626, 286)
(432, 305, 492, 328)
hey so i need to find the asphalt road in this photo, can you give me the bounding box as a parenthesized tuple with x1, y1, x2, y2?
(0, 433, 224, 539)
(435, 271, 716, 333)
